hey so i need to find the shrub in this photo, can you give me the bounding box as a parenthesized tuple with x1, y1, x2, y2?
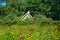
(33, 14, 53, 26)
(24, 18, 34, 24)
(18, 18, 34, 25)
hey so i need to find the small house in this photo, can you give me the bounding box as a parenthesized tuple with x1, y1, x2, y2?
(21, 11, 32, 21)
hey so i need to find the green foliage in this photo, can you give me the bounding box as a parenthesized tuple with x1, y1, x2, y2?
(0, 0, 60, 25)
(0, 25, 59, 40)
(17, 18, 34, 25)
(23, 18, 34, 24)
(33, 14, 53, 26)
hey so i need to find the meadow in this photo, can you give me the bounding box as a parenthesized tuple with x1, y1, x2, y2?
(0, 24, 60, 40)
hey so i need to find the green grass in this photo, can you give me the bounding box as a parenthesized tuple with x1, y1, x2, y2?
(0, 24, 60, 40)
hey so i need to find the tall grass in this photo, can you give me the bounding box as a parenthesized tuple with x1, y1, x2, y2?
(0, 24, 60, 40)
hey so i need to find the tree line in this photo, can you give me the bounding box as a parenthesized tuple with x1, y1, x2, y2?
(0, 0, 60, 25)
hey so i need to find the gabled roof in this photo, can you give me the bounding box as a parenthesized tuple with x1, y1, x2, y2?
(21, 11, 32, 21)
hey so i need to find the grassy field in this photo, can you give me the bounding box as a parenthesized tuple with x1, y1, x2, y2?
(0, 24, 60, 40)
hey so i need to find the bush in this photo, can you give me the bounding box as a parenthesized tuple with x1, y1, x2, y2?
(1, 14, 19, 25)
(33, 14, 53, 26)
(17, 18, 34, 25)
(23, 18, 34, 24)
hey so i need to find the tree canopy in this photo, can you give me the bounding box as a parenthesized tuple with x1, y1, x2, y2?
(0, 0, 60, 21)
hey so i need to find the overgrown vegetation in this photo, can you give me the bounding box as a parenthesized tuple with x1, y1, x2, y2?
(0, 25, 60, 40)
(0, 0, 60, 25)
(0, 14, 53, 26)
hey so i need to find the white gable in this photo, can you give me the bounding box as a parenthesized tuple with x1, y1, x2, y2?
(21, 11, 32, 21)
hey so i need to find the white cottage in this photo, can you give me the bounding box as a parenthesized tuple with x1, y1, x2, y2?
(21, 11, 32, 21)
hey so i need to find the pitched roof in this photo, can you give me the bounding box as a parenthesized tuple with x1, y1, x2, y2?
(21, 11, 32, 21)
